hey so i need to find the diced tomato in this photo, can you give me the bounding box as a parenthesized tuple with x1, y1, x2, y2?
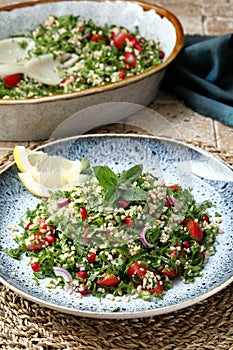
(78, 283, 88, 295)
(39, 218, 47, 230)
(45, 234, 56, 244)
(185, 219, 203, 244)
(4, 73, 21, 88)
(31, 261, 40, 272)
(97, 274, 119, 287)
(76, 271, 88, 279)
(79, 207, 88, 220)
(85, 32, 92, 40)
(134, 43, 142, 51)
(124, 216, 134, 227)
(166, 185, 180, 190)
(127, 261, 147, 281)
(87, 252, 96, 263)
(124, 52, 137, 68)
(119, 71, 125, 80)
(161, 267, 177, 277)
(170, 248, 178, 260)
(24, 223, 32, 231)
(91, 34, 108, 42)
(112, 32, 135, 50)
(201, 215, 210, 223)
(28, 242, 44, 251)
(182, 240, 190, 248)
(150, 279, 164, 295)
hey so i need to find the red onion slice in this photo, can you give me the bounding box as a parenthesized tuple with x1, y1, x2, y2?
(53, 266, 74, 294)
(57, 198, 71, 208)
(140, 227, 155, 248)
(168, 196, 179, 208)
(66, 282, 75, 295)
(53, 266, 72, 281)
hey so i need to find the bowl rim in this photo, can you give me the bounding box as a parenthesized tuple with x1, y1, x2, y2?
(0, 0, 184, 105)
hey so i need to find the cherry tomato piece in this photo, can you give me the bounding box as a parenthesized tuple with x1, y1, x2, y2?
(97, 274, 120, 287)
(161, 267, 177, 277)
(80, 207, 88, 220)
(24, 223, 32, 231)
(119, 71, 125, 80)
(124, 52, 137, 68)
(134, 43, 142, 51)
(91, 34, 108, 42)
(45, 234, 56, 244)
(28, 242, 44, 251)
(201, 215, 210, 223)
(31, 261, 41, 272)
(124, 216, 134, 227)
(185, 219, 203, 244)
(78, 283, 88, 295)
(167, 185, 180, 190)
(76, 271, 88, 279)
(150, 279, 164, 295)
(112, 32, 135, 50)
(87, 252, 96, 263)
(127, 261, 147, 281)
(4, 73, 21, 88)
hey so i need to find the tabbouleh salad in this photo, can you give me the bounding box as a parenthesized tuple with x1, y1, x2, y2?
(6, 161, 222, 301)
(0, 14, 164, 99)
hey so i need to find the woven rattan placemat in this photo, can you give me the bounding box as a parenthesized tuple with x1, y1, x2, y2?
(0, 132, 232, 350)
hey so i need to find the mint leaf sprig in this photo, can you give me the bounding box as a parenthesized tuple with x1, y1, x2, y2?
(94, 164, 148, 205)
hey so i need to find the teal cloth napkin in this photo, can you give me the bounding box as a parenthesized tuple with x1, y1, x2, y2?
(163, 33, 233, 127)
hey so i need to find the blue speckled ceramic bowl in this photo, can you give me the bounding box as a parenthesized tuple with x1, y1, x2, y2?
(0, 135, 232, 319)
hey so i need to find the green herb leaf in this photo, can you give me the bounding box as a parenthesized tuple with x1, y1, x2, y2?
(94, 165, 118, 190)
(119, 164, 143, 183)
(104, 186, 120, 205)
(5, 247, 25, 259)
(121, 187, 148, 202)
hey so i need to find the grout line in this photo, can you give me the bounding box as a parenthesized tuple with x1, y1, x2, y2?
(213, 120, 218, 148)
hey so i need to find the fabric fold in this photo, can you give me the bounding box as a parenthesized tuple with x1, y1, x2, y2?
(163, 33, 233, 127)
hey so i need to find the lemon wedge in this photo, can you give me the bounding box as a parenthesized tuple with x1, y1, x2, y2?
(14, 146, 86, 197)
(14, 146, 82, 173)
(18, 172, 87, 198)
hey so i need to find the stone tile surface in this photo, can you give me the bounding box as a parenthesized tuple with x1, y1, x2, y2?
(157, 0, 203, 34)
(202, 0, 233, 18)
(214, 121, 233, 153)
(150, 101, 216, 145)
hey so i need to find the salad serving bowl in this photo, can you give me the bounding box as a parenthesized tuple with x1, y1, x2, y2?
(0, 0, 184, 141)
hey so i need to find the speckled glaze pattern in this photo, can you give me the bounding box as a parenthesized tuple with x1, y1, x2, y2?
(0, 0, 183, 141)
(0, 135, 232, 319)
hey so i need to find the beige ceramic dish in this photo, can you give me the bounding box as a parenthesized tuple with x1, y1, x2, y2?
(0, 0, 184, 141)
